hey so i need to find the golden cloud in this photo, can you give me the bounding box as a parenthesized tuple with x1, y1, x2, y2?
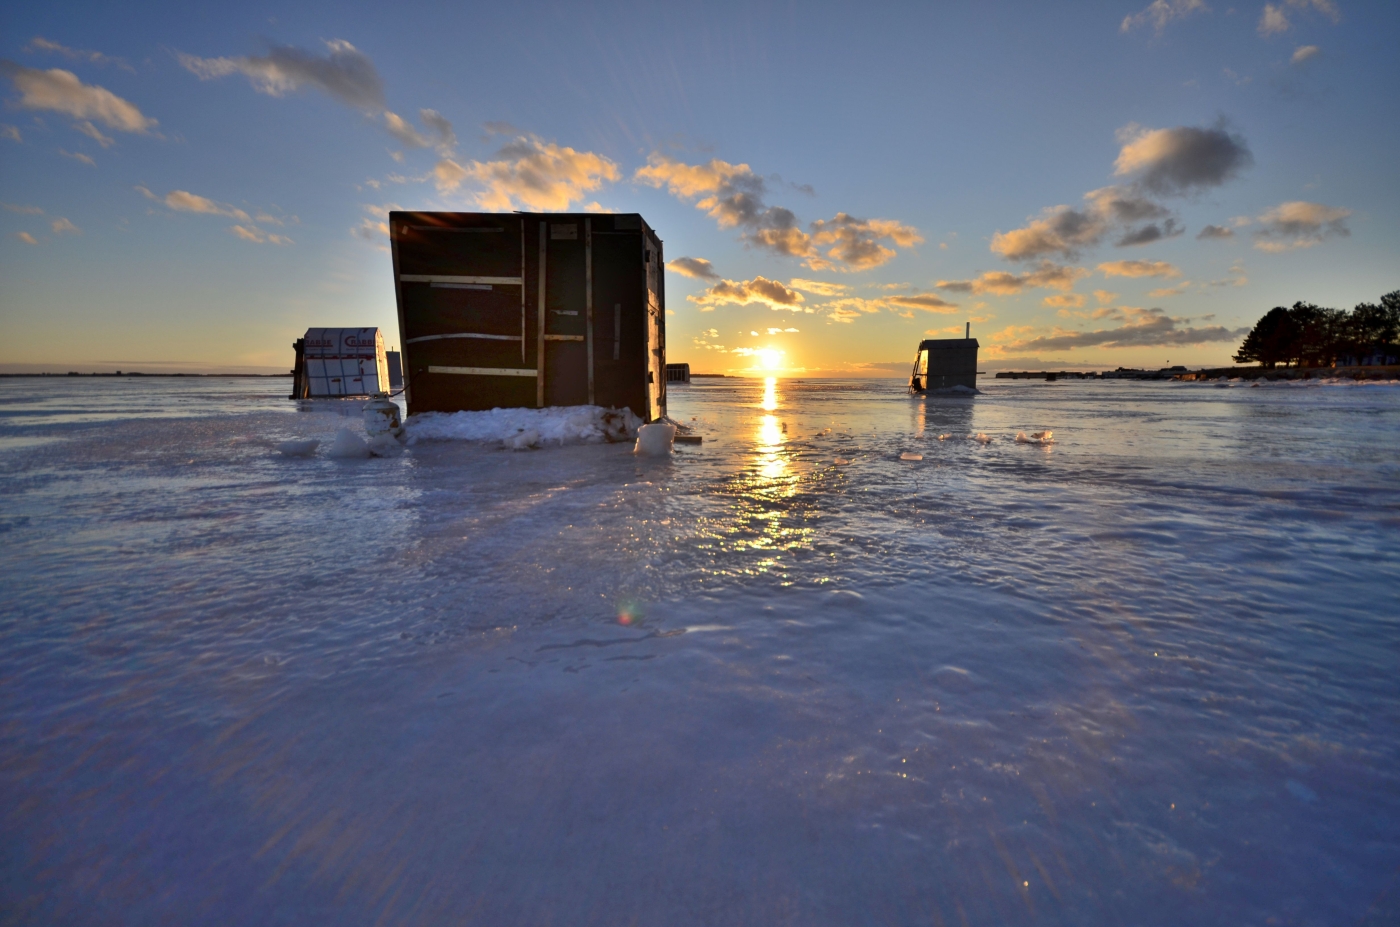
(434, 135, 619, 211)
(1097, 259, 1181, 278)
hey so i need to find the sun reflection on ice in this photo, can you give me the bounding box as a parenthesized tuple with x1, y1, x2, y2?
(761, 376, 778, 412)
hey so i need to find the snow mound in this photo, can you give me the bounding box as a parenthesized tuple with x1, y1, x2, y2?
(276, 439, 320, 457)
(326, 427, 372, 459)
(1016, 430, 1055, 446)
(900, 452, 923, 461)
(974, 433, 993, 444)
(405, 405, 641, 448)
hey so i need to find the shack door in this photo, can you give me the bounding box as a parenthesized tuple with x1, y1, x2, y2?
(539, 220, 589, 407)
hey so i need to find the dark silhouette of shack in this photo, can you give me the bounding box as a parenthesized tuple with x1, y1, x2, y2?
(390, 211, 666, 421)
(910, 328, 979, 391)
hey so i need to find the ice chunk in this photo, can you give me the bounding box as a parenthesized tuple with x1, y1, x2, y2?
(506, 429, 540, 451)
(1015, 430, 1054, 445)
(633, 422, 676, 456)
(900, 452, 923, 461)
(974, 433, 992, 444)
(937, 433, 951, 441)
(326, 427, 372, 459)
(834, 457, 852, 465)
(275, 439, 320, 457)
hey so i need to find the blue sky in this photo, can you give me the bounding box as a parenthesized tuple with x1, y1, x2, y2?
(2, 0, 1396, 374)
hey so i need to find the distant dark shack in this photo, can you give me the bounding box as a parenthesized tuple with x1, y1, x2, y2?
(910, 333, 979, 391)
(390, 211, 667, 421)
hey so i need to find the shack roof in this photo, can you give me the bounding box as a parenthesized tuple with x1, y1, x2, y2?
(918, 338, 980, 349)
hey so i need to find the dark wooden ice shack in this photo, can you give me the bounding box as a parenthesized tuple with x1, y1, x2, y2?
(390, 211, 666, 421)
(909, 330, 979, 391)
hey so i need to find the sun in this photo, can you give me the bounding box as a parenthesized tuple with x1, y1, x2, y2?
(757, 348, 784, 370)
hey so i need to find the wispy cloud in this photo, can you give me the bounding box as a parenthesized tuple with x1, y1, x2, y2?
(59, 148, 96, 165)
(992, 307, 1248, 353)
(138, 185, 251, 221)
(434, 134, 619, 211)
(1121, 0, 1209, 35)
(991, 122, 1249, 263)
(1097, 259, 1181, 278)
(1259, 4, 1291, 35)
(885, 294, 959, 313)
(809, 213, 923, 270)
(688, 276, 807, 312)
(178, 39, 457, 155)
(788, 278, 851, 296)
(25, 37, 134, 72)
(667, 257, 721, 281)
(230, 225, 292, 245)
(1291, 44, 1320, 65)
(1116, 218, 1184, 247)
(1043, 293, 1086, 309)
(938, 261, 1089, 294)
(1206, 261, 1249, 287)
(15, 231, 38, 245)
(1259, 0, 1340, 37)
(1, 124, 20, 142)
(0, 62, 157, 135)
(179, 40, 384, 109)
(1197, 224, 1234, 240)
(383, 108, 456, 154)
(635, 153, 919, 271)
(50, 217, 79, 235)
(1252, 201, 1350, 251)
(2, 202, 43, 214)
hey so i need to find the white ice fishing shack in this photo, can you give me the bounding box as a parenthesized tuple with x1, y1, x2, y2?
(294, 328, 390, 398)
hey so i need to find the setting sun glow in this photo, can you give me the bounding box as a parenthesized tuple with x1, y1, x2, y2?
(756, 348, 784, 371)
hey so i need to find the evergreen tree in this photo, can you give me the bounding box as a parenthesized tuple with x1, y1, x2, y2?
(1235, 292, 1398, 368)
(1234, 306, 1292, 367)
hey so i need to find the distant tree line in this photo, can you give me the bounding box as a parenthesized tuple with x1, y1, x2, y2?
(1234, 291, 1400, 368)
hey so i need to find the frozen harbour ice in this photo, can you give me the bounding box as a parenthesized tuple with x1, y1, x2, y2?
(1, 375, 1399, 926)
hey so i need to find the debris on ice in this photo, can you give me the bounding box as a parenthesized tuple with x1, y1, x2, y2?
(634, 422, 676, 456)
(1015, 430, 1055, 445)
(404, 405, 640, 448)
(506, 429, 540, 451)
(937, 433, 951, 441)
(275, 439, 320, 457)
(834, 457, 852, 466)
(326, 427, 372, 459)
(974, 433, 992, 444)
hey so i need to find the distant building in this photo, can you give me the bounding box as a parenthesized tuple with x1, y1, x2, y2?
(1339, 345, 1399, 367)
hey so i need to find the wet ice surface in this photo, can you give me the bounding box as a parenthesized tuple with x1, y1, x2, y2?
(2, 376, 1399, 926)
